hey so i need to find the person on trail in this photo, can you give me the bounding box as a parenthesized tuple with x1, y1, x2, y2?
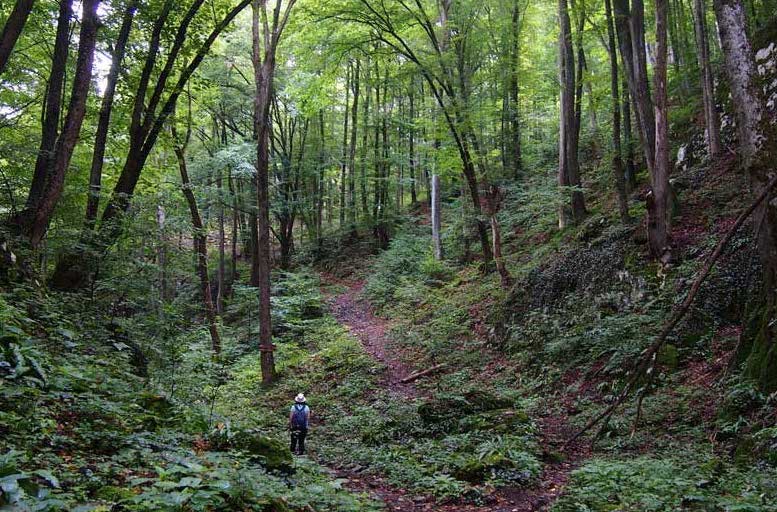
(289, 393, 310, 455)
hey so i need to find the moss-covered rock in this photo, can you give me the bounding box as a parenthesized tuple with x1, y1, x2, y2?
(457, 408, 530, 433)
(136, 392, 175, 430)
(418, 390, 514, 433)
(233, 431, 294, 473)
(453, 453, 509, 483)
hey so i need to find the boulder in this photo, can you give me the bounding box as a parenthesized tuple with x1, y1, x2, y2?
(233, 431, 293, 473)
(457, 408, 530, 433)
(453, 453, 509, 483)
(418, 390, 516, 434)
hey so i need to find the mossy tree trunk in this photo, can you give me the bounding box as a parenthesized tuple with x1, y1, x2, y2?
(715, 0, 777, 392)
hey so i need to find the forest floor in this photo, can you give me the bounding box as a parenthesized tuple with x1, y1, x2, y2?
(321, 274, 591, 512)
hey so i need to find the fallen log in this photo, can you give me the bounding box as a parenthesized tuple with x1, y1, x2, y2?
(400, 363, 447, 383)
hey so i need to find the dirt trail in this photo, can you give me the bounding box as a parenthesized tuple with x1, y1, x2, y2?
(329, 279, 418, 398)
(323, 275, 589, 511)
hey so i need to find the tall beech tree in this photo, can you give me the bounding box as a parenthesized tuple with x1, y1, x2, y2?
(0, 0, 34, 76)
(653, 0, 671, 260)
(692, 0, 722, 157)
(613, 0, 670, 258)
(84, 0, 138, 228)
(171, 109, 222, 355)
(10, 0, 100, 247)
(251, 0, 296, 385)
(604, 0, 630, 222)
(558, 0, 586, 227)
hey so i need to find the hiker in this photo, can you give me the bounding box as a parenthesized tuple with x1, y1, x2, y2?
(289, 393, 310, 455)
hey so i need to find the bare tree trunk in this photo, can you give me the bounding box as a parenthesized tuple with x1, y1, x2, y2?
(360, 64, 371, 220)
(605, 0, 631, 222)
(409, 79, 418, 204)
(85, 1, 137, 228)
(340, 64, 350, 228)
(508, 0, 523, 179)
(251, 0, 295, 384)
(173, 128, 221, 355)
(156, 205, 168, 302)
(431, 174, 443, 260)
(217, 166, 225, 315)
(348, 60, 360, 227)
(228, 170, 239, 283)
(559, 0, 586, 227)
(0, 0, 35, 75)
(486, 185, 513, 288)
(11, 0, 70, 235)
(613, 0, 655, 177)
(630, 0, 657, 175)
(316, 110, 325, 244)
(693, 0, 722, 157)
(622, 78, 637, 191)
(652, 0, 672, 260)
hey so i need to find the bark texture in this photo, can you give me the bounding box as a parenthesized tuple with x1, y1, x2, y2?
(0, 0, 34, 75)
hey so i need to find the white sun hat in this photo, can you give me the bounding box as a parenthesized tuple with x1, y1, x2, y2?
(295, 393, 306, 403)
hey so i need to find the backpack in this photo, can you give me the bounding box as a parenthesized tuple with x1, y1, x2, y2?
(291, 404, 308, 429)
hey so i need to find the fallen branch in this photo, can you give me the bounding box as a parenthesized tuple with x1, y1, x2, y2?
(566, 174, 777, 447)
(400, 363, 447, 383)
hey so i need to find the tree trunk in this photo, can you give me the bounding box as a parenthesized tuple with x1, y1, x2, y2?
(251, 0, 295, 384)
(622, 77, 637, 191)
(605, 0, 631, 222)
(409, 80, 418, 204)
(509, 0, 523, 179)
(228, 170, 239, 283)
(652, 0, 672, 259)
(559, 0, 586, 228)
(486, 185, 513, 288)
(27, 0, 100, 247)
(360, 64, 371, 220)
(693, 0, 722, 157)
(85, 0, 137, 228)
(0, 0, 35, 75)
(630, 0, 657, 175)
(217, 166, 226, 315)
(340, 64, 350, 228)
(173, 132, 221, 355)
(156, 205, 168, 302)
(348, 60, 360, 227)
(714, 0, 777, 391)
(431, 174, 443, 260)
(11, 0, 70, 236)
(613, 0, 654, 177)
(316, 110, 325, 245)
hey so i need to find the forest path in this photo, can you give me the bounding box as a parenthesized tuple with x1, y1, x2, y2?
(327, 277, 418, 398)
(320, 274, 588, 511)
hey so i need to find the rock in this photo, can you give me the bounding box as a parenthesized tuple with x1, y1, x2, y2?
(418, 389, 514, 433)
(137, 392, 176, 430)
(453, 453, 508, 483)
(457, 408, 531, 433)
(756, 43, 774, 62)
(232, 430, 294, 473)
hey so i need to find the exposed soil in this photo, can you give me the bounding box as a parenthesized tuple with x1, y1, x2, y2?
(321, 274, 592, 511)
(328, 278, 417, 398)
